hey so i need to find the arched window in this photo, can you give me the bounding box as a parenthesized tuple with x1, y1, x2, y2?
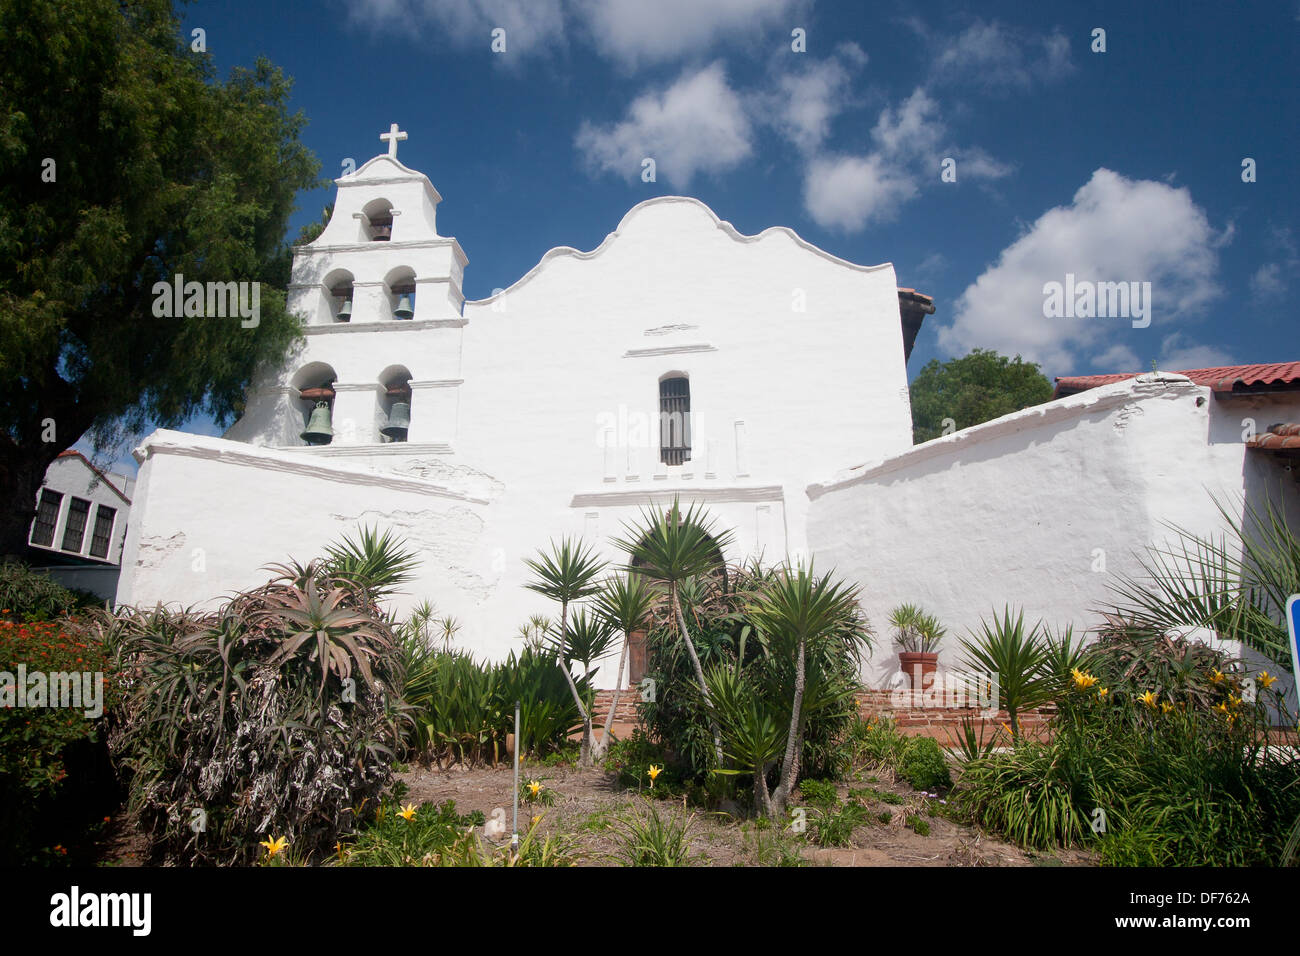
(659, 375, 691, 466)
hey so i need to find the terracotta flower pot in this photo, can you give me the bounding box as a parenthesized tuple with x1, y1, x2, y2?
(898, 651, 939, 690)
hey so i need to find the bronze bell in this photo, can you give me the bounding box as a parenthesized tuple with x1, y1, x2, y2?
(393, 293, 414, 320)
(301, 401, 334, 445)
(336, 298, 352, 321)
(381, 402, 410, 441)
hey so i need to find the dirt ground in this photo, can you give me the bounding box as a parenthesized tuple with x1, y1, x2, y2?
(396, 759, 1097, 867)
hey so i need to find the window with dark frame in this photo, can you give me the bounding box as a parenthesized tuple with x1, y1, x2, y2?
(659, 376, 691, 466)
(89, 505, 116, 559)
(61, 497, 91, 553)
(30, 489, 63, 547)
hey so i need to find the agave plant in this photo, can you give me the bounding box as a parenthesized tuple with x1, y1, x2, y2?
(524, 537, 608, 766)
(613, 497, 735, 765)
(322, 524, 421, 603)
(251, 568, 398, 700)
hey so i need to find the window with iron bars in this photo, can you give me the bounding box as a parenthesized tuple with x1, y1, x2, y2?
(659, 376, 691, 466)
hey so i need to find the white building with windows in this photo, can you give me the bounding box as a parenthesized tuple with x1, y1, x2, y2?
(115, 128, 1299, 693)
(116, 129, 928, 678)
(27, 450, 134, 600)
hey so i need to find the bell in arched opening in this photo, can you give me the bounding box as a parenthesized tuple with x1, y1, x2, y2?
(381, 402, 410, 441)
(301, 401, 334, 445)
(336, 298, 352, 321)
(393, 292, 414, 320)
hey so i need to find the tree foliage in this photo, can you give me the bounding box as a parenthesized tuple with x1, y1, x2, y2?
(908, 348, 1054, 444)
(0, 0, 323, 553)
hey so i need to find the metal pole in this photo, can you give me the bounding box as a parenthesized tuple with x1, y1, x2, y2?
(511, 699, 520, 853)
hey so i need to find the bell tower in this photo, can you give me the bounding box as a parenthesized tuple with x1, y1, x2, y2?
(287, 123, 468, 327)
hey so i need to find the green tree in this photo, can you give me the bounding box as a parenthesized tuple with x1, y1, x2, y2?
(908, 349, 1054, 443)
(0, 0, 323, 555)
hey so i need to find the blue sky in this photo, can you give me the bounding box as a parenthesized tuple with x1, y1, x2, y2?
(86, 0, 1300, 473)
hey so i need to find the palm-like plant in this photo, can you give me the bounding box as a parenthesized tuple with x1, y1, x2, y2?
(958, 607, 1049, 740)
(1107, 493, 1300, 665)
(613, 497, 734, 765)
(322, 525, 420, 603)
(523, 537, 608, 766)
(702, 663, 785, 817)
(591, 572, 657, 758)
(744, 561, 863, 817)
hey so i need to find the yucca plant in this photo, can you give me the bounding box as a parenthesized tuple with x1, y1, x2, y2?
(613, 497, 735, 765)
(322, 524, 420, 604)
(744, 561, 864, 818)
(524, 538, 608, 767)
(702, 663, 786, 816)
(958, 607, 1050, 740)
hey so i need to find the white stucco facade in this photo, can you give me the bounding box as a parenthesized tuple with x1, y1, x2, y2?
(118, 147, 915, 676)
(116, 144, 1299, 692)
(807, 373, 1300, 686)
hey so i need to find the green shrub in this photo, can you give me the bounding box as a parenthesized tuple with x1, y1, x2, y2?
(848, 715, 908, 769)
(341, 799, 481, 866)
(798, 778, 839, 807)
(812, 802, 867, 847)
(611, 800, 695, 866)
(906, 814, 930, 836)
(899, 736, 952, 791)
(0, 612, 124, 864)
(0, 560, 97, 622)
(109, 549, 406, 865)
(605, 727, 681, 794)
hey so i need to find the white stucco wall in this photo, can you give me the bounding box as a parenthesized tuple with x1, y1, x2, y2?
(126, 160, 915, 685)
(806, 373, 1300, 686)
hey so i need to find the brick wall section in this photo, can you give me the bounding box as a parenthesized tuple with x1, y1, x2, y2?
(592, 690, 643, 724)
(856, 690, 1056, 743)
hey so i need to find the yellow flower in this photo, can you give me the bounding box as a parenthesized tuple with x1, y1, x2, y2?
(1138, 690, 1158, 709)
(528, 780, 542, 797)
(1259, 671, 1277, 689)
(1160, 701, 1174, 714)
(648, 765, 662, 786)
(398, 803, 417, 821)
(259, 836, 288, 858)
(1000, 722, 1014, 737)
(1228, 693, 1242, 710)
(531, 814, 542, 827)
(1213, 702, 1229, 716)
(1097, 687, 1108, 698)
(1210, 669, 1226, 684)
(1071, 668, 1098, 690)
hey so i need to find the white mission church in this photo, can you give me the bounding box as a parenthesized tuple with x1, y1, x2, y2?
(117, 127, 1300, 690)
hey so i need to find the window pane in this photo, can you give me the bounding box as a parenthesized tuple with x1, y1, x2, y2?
(30, 489, 63, 547)
(61, 498, 90, 553)
(89, 505, 116, 559)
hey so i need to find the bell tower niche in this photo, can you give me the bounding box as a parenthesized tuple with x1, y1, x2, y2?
(286, 124, 468, 326)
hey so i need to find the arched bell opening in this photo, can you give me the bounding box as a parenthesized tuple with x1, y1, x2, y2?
(323, 269, 354, 323)
(361, 198, 394, 242)
(378, 365, 413, 443)
(291, 363, 338, 446)
(384, 266, 417, 321)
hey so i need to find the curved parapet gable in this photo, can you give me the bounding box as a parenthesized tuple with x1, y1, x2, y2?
(471, 195, 894, 308)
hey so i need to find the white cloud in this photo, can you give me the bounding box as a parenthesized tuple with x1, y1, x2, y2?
(346, 0, 566, 56)
(1091, 343, 1141, 371)
(766, 52, 859, 154)
(931, 20, 1074, 92)
(570, 0, 803, 68)
(1248, 226, 1299, 300)
(1157, 333, 1234, 371)
(871, 88, 942, 160)
(802, 154, 918, 232)
(574, 63, 753, 188)
(939, 168, 1225, 373)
